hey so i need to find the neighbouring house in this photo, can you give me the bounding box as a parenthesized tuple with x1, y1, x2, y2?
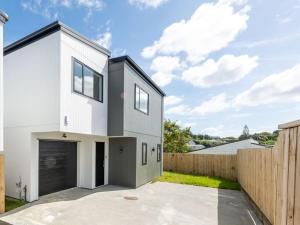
(189, 139, 266, 155)
(188, 140, 205, 151)
(0, 11, 8, 153)
(3, 21, 165, 202)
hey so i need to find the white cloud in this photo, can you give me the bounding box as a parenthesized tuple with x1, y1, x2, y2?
(191, 93, 230, 115)
(77, 0, 104, 10)
(129, 0, 169, 8)
(21, 0, 104, 20)
(234, 33, 300, 49)
(152, 72, 175, 87)
(150, 56, 182, 72)
(165, 105, 190, 115)
(278, 16, 293, 24)
(182, 54, 258, 88)
(164, 95, 183, 106)
(150, 56, 182, 87)
(141, 0, 250, 64)
(112, 48, 127, 57)
(165, 93, 230, 116)
(183, 122, 197, 128)
(94, 31, 112, 49)
(22, 0, 59, 20)
(201, 125, 224, 136)
(233, 64, 300, 107)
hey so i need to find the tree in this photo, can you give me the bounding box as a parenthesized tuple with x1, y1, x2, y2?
(239, 125, 250, 140)
(164, 120, 192, 153)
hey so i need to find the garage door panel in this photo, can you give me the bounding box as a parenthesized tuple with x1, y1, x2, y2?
(39, 141, 77, 196)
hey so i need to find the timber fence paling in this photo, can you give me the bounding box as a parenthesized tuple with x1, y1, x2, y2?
(237, 120, 300, 225)
(163, 153, 237, 181)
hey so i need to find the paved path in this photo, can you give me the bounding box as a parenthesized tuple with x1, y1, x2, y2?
(0, 182, 261, 225)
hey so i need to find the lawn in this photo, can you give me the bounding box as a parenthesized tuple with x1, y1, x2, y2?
(5, 197, 27, 212)
(158, 171, 240, 190)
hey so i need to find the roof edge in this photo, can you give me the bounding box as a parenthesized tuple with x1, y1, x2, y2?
(4, 21, 111, 56)
(0, 10, 8, 23)
(58, 21, 111, 56)
(110, 55, 166, 97)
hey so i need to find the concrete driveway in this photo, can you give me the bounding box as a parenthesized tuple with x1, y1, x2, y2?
(0, 182, 261, 225)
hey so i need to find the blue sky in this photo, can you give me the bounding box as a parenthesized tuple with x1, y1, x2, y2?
(1, 0, 300, 137)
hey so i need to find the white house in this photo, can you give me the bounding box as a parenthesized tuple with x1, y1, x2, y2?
(4, 21, 164, 202)
(0, 10, 8, 153)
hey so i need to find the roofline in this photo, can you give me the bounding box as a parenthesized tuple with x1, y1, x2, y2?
(0, 10, 8, 23)
(109, 56, 166, 97)
(4, 21, 111, 56)
(200, 138, 263, 150)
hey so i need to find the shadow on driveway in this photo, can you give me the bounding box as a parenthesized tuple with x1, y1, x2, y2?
(1, 185, 131, 217)
(217, 188, 262, 225)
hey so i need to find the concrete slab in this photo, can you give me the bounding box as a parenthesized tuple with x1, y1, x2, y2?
(0, 182, 262, 225)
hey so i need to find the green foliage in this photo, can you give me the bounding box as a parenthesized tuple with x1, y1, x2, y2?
(5, 197, 27, 212)
(238, 125, 279, 145)
(222, 137, 238, 143)
(164, 120, 192, 153)
(159, 172, 240, 190)
(164, 120, 280, 151)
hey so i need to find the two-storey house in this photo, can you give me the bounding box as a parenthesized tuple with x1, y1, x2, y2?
(4, 21, 165, 202)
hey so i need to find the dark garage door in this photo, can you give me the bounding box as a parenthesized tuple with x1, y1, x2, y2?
(39, 141, 77, 196)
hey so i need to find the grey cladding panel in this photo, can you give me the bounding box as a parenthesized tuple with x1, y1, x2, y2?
(108, 138, 137, 187)
(108, 62, 124, 136)
(123, 63, 163, 138)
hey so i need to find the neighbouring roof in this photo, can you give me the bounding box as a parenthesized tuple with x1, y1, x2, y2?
(4, 21, 111, 56)
(189, 139, 266, 155)
(0, 10, 8, 23)
(110, 55, 166, 97)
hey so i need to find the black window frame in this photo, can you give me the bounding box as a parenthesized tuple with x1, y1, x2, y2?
(134, 84, 149, 115)
(142, 143, 147, 165)
(72, 57, 104, 103)
(157, 144, 162, 162)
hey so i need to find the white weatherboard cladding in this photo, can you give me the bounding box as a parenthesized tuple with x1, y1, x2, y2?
(60, 32, 108, 136)
(5, 129, 109, 202)
(4, 32, 60, 130)
(4, 30, 110, 202)
(0, 22, 3, 151)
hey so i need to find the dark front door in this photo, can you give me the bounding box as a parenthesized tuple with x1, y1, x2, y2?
(39, 141, 77, 196)
(96, 142, 105, 187)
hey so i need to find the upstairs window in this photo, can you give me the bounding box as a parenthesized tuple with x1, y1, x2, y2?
(142, 143, 147, 165)
(157, 144, 162, 162)
(135, 84, 149, 114)
(73, 59, 103, 102)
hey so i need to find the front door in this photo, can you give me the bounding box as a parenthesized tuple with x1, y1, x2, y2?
(96, 142, 105, 187)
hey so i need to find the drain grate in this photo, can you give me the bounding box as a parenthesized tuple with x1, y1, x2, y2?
(124, 196, 138, 200)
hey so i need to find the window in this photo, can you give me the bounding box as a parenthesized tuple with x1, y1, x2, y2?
(135, 84, 149, 114)
(73, 59, 103, 102)
(157, 144, 162, 162)
(142, 143, 147, 165)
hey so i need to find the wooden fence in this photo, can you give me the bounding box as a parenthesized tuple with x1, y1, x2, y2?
(163, 153, 237, 181)
(0, 155, 4, 213)
(163, 119, 300, 225)
(237, 120, 300, 225)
